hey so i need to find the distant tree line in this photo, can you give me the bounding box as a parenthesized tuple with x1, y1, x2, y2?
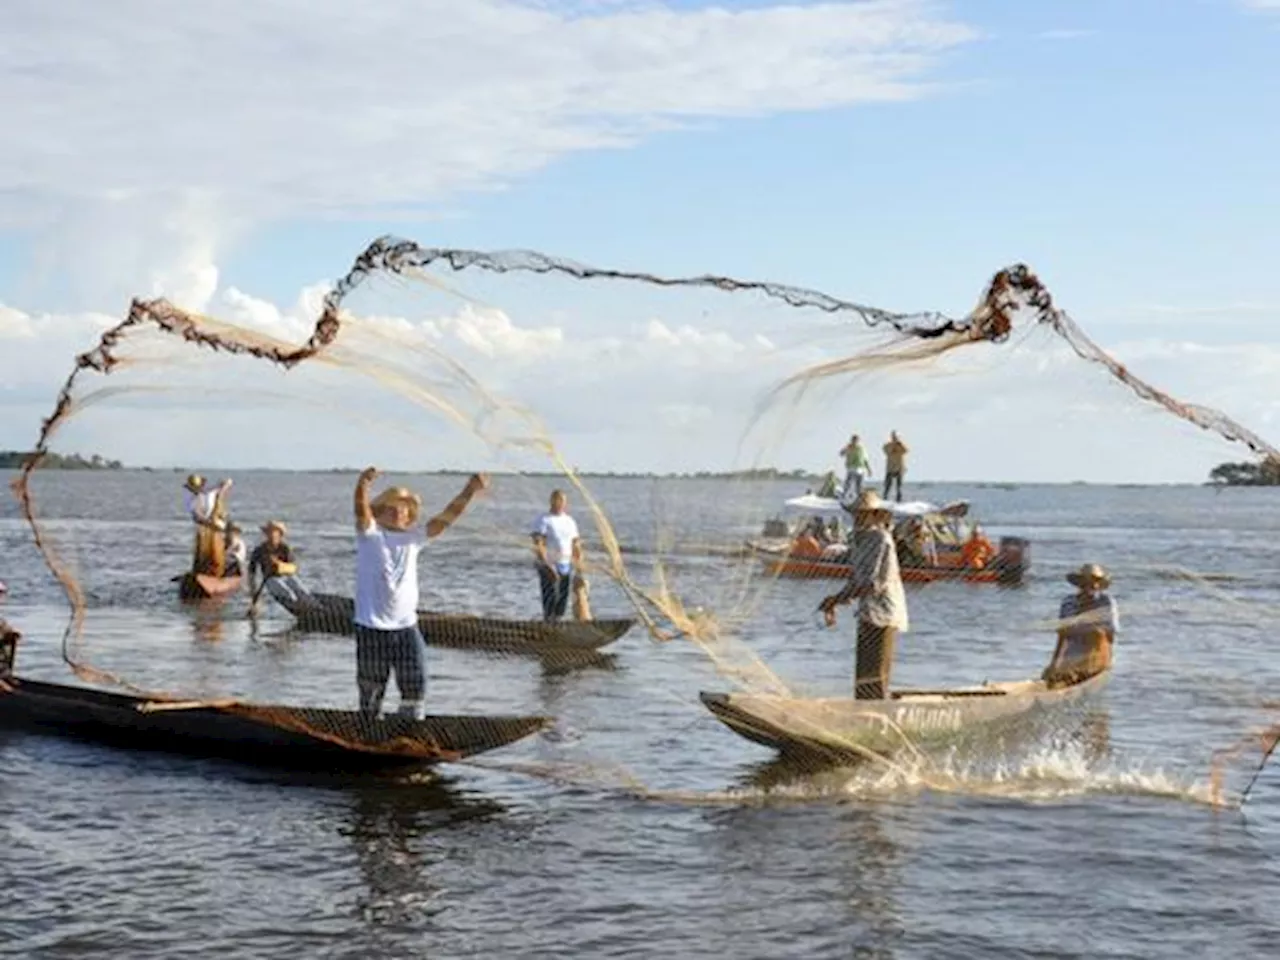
(1209, 458, 1280, 486)
(0, 451, 123, 470)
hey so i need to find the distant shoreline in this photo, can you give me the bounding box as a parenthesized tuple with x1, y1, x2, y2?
(0, 464, 1260, 488)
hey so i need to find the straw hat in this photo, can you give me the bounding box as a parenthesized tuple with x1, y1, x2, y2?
(1067, 563, 1111, 589)
(371, 486, 422, 524)
(851, 489, 892, 516)
(260, 520, 287, 536)
(184, 474, 206, 492)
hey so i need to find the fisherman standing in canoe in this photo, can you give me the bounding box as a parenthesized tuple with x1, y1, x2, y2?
(1043, 563, 1118, 688)
(184, 474, 233, 575)
(531, 489, 582, 622)
(353, 467, 489, 719)
(839, 433, 872, 500)
(882, 431, 908, 503)
(819, 490, 909, 699)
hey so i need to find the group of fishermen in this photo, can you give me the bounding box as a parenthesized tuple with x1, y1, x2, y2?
(182, 475, 310, 608)
(819, 490, 1118, 699)
(839, 431, 910, 502)
(182, 472, 588, 720)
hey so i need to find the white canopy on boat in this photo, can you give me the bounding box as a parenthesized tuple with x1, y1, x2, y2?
(782, 494, 970, 520)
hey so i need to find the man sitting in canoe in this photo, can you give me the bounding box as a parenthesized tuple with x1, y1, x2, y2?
(224, 524, 247, 578)
(818, 490, 910, 699)
(184, 474, 233, 575)
(0, 581, 16, 678)
(960, 525, 996, 570)
(354, 467, 489, 719)
(249, 521, 313, 608)
(531, 489, 582, 622)
(1043, 563, 1118, 688)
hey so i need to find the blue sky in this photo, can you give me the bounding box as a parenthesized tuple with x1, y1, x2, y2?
(1, 0, 1277, 481)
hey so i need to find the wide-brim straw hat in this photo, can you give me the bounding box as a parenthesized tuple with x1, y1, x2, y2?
(850, 489, 892, 516)
(184, 473, 206, 492)
(1067, 563, 1111, 589)
(372, 486, 422, 524)
(260, 520, 287, 536)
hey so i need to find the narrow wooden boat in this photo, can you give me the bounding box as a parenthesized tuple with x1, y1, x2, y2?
(761, 555, 1023, 585)
(0, 675, 550, 773)
(700, 669, 1109, 765)
(272, 591, 635, 656)
(176, 572, 243, 601)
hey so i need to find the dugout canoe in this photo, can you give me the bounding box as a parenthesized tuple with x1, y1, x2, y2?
(0, 675, 550, 773)
(760, 555, 1024, 586)
(272, 591, 635, 656)
(175, 572, 244, 601)
(699, 669, 1109, 765)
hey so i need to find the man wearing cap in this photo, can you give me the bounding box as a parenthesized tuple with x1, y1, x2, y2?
(183, 474, 233, 575)
(249, 520, 311, 608)
(353, 466, 489, 719)
(818, 490, 910, 699)
(1043, 563, 1118, 688)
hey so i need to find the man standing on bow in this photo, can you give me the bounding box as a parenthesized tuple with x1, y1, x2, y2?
(819, 490, 910, 699)
(882, 431, 909, 503)
(531, 489, 582, 622)
(839, 433, 872, 500)
(353, 467, 489, 719)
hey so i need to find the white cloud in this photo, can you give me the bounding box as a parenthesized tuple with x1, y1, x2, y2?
(1, 0, 974, 231)
(1240, 0, 1280, 10)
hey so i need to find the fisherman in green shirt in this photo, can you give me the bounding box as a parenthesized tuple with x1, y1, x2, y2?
(839, 434, 872, 500)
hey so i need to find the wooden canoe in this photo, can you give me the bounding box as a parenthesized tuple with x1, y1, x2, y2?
(0, 675, 550, 773)
(700, 669, 1109, 765)
(272, 591, 635, 657)
(176, 572, 243, 601)
(761, 556, 1020, 585)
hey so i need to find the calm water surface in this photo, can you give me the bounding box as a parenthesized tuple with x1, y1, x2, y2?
(2, 471, 1280, 958)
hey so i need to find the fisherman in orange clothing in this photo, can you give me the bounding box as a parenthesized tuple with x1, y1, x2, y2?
(960, 525, 996, 569)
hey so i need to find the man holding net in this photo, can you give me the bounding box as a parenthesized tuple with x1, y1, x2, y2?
(882, 432, 908, 502)
(183, 474, 233, 575)
(353, 467, 489, 719)
(531, 490, 582, 622)
(818, 491, 910, 699)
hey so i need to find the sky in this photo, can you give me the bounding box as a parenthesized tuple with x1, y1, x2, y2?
(1, 0, 1278, 482)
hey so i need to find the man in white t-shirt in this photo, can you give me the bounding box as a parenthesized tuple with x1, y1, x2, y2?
(353, 466, 488, 719)
(531, 489, 582, 622)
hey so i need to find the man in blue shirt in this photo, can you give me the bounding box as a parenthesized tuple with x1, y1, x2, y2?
(1043, 563, 1118, 688)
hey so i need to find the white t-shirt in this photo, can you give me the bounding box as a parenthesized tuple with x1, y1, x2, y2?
(226, 538, 247, 571)
(354, 521, 428, 630)
(184, 490, 219, 524)
(532, 512, 580, 572)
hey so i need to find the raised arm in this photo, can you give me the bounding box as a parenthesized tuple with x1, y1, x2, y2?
(426, 473, 489, 539)
(354, 466, 377, 530)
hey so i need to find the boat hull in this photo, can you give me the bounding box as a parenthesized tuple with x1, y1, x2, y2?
(700, 670, 1108, 764)
(760, 556, 1021, 585)
(0, 676, 549, 773)
(276, 592, 635, 657)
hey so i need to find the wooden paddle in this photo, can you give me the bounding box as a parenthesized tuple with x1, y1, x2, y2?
(246, 576, 274, 619)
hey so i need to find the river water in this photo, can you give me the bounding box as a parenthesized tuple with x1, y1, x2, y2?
(3, 471, 1280, 958)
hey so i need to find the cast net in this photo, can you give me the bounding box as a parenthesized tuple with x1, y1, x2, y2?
(9, 236, 1280, 802)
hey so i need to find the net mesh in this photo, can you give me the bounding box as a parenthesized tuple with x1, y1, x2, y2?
(8, 235, 1280, 804)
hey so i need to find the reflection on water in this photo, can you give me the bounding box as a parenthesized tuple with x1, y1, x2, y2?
(344, 776, 503, 933)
